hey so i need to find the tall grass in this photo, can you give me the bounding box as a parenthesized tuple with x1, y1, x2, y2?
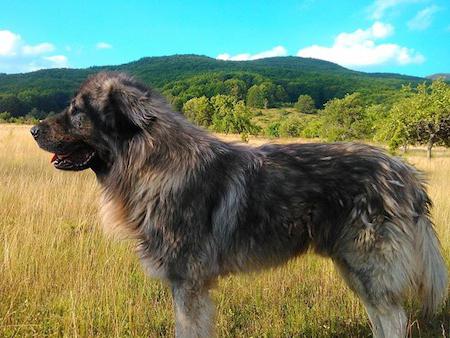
(0, 124, 448, 337)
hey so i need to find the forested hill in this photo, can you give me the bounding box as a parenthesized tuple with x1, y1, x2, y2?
(0, 54, 426, 117)
(427, 73, 450, 81)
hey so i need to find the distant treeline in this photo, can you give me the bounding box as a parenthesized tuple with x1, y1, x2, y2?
(1, 79, 449, 158)
(0, 54, 427, 117)
(178, 79, 450, 158)
(0, 89, 70, 117)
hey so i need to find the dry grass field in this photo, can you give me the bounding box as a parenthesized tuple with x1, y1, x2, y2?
(0, 124, 448, 337)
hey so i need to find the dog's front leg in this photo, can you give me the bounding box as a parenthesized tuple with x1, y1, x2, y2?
(171, 281, 215, 338)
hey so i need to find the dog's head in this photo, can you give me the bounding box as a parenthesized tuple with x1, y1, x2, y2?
(31, 72, 155, 175)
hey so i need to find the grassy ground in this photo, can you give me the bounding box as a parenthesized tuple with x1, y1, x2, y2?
(0, 124, 448, 337)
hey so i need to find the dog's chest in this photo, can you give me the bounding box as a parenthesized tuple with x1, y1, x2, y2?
(99, 191, 171, 279)
(99, 193, 138, 238)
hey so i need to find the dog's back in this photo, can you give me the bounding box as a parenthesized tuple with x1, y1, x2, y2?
(215, 142, 447, 337)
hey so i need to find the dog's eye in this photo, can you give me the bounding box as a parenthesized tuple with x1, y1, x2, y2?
(71, 111, 85, 129)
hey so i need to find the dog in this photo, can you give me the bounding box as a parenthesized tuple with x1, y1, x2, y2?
(31, 72, 447, 338)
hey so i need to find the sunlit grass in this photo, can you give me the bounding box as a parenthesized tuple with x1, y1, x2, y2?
(0, 124, 448, 337)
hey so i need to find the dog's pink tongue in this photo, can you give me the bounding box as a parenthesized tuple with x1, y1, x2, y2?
(51, 154, 57, 162)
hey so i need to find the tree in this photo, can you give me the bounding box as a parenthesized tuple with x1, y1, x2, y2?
(0, 111, 12, 122)
(224, 79, 247, 100)
(209, 95, 259, 136)
(279, 117, 303, 137)
(259, 82, 278, 108)
(415, 80, 450, 158)
(246, 85, 266, 108)
(0, 94, 24, 117)
(246, 82, 282, 109)
(210, 95, 238, 131)
(183, 96, 213, 127)
(274, 85, 288, 103)
(231, 101, 260, 135)
(319, 93, 370, 141)
(294, 95, 316, 114)
(27, 107, 47, 120)
(375, 88, 414, 152)
(377, 80, 450, 158)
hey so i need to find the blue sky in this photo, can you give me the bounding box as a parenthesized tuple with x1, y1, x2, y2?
(0, 0, 448, 76)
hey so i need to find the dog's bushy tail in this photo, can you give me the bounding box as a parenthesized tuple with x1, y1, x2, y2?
(415, 214, 448, 316)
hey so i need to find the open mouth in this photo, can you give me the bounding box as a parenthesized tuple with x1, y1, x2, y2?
(51, 148, 96, 171)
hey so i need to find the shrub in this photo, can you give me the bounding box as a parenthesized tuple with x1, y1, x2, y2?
(279, 117, 303, 137)
(0, 111, 12, 123)
(265, 122, 281, 138)
(301, 116, 322, 138)
(294, 95, 316, 114)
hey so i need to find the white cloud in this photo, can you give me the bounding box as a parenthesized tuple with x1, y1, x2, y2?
(22, 42, 55, 55)
(408, 5, 440, 30)
(367, 0, 423, 20)
(0, 30, 21, 56)
(26, 55, 69, 72)
(217, 46, 287, 61)
(297, 22, 425, 67)
(96, 42, 112, 49)
(0, 29, 67, 73)
(44, 55, 68, 67)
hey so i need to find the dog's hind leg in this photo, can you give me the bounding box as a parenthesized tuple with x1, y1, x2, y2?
(331, 213, 424, 338)
(333, 255, 409, 338)
(171, 280, 215, 338)
(334, 259, 408, 337)
(364, 303, 407, 338)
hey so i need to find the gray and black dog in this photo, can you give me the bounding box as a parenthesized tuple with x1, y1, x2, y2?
(31, 72, 447, 338)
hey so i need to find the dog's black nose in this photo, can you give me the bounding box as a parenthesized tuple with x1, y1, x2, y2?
(30, 125, 40, 139)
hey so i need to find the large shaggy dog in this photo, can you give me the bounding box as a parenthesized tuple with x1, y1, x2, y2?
(31, 72, 447, 338)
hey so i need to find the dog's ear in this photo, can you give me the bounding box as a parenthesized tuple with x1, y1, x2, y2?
(102, 75, 155, 134)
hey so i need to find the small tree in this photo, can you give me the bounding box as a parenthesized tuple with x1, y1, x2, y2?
(231, 101, 260, 135)
(319, 93, 370, 141)
(246, 85, 266, 108)
(224, 79, 247, 100)
(279, 117, 303, 137)
(274, 85, 288, 103)
(246, 82, 280, 109)
(210, 95, 259, 136)
(183, 96, 213, 127)
(365, 104, 389, 139)
(414, 80, 450, 158)
(210, 95, 238, 132)
(294, 95, 315, 114)
(377, 80, 450, 158)
(0, 111, 12, 123)
(27, 107, 47, 120)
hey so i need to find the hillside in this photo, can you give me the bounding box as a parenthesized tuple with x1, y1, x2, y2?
(0, 54, 426, 117)
(427, 73, 450, 81)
